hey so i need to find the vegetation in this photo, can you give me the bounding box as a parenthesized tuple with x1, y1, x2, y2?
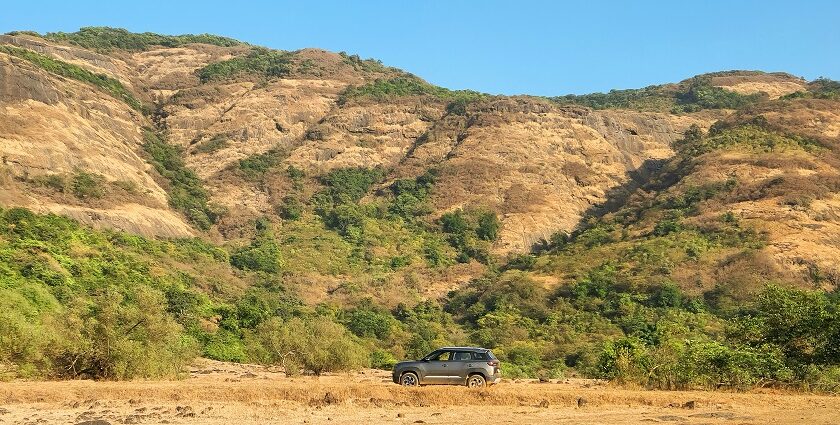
(70, 170, 106, 199)
(194, 135, 229, 154)
(3, 30, 839, 390)
(142, 131, 220, 230)
(237, 150, 283, 181)
(40, 27, 243, 51)
(783, 77, 840, 100)
(551, 75, 765, 113)
(198, 48, 291, 82)
(338, 51, 391, 74)
(0, 45, 142, 110)
(339, 76, 487, 109)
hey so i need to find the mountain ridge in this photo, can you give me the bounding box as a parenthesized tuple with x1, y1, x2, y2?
(2, 27, 840, 387)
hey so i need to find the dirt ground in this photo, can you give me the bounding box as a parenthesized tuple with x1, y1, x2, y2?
(1, 360, 838, 425)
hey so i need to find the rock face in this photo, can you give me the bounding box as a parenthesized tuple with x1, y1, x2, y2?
(0, 42, 194, 238)
(2, 33, 837, 282)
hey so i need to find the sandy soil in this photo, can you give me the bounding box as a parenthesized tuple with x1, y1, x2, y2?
(1, 360, 838, 425)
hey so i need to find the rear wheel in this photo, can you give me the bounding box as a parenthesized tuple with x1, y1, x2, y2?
(401, 372, 419, 386)
(467, 374, 486, 388)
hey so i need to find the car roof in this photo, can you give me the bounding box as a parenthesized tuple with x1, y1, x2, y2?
(437, 346, 489, 352)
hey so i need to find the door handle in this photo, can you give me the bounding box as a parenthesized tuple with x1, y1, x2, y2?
(443, 364, 447, 367)
(468, 364, 473, 367)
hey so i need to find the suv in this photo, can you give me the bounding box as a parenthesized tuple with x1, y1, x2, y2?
(392, 347, 501, 387)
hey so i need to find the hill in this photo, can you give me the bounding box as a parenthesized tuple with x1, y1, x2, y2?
(2, 27, 840, 388)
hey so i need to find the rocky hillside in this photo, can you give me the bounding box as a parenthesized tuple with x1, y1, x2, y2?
(3, 27, 840, 387)
(1, 29, 718, 248)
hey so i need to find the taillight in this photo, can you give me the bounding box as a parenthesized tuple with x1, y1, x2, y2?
(487, 361, 499, 367)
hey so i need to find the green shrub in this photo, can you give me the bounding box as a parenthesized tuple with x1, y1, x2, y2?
(323, 204, 366, 240)
(783, 78, 840, 100)
(476, 211, 501, 241)
(198, 48, 291, 82)
(551, 84, 675, 111)
(551, 75, 763, 113)
(143, 131, 219, 230)
(338, 51, 390, 73)
(339, 76, 486, 105)
(194, 135, 229, 154)
(675, 125, 821, 157)
(595, 337, 651, 384)
(203, 330, 247, 363)
(673, 77, 764, 111)
(345, 306, 394, 339)
(317, 167, 385, 205)
(230, 238, 283, 273)
(388, 170, 437, 220)
(238, 151, 280, 181)
(369, 349, 397, 369)
(278, 196, 303, 220)
(252, 317, 367, 375)
(71, 171, 106, 199)
(51, 288, 199, 379)
(43, 27, 243, 51)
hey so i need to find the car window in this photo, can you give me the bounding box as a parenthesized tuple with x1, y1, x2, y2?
(453, 351, 472, 361)
(471, 351, 489, 360)
(428, 351, 451, 361)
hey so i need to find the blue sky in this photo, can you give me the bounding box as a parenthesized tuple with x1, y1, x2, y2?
(2, 0, 838, 95)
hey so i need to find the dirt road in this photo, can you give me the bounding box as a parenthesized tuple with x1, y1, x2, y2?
(1, 360, 838, 424)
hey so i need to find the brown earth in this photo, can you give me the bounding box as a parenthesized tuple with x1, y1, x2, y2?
(1, 360, 837, 425)
(2, 33, 839, 286)
(0, 34, 721, 249)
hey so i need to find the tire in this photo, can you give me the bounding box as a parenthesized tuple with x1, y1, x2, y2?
(400, 372, 419, 387)
(467, 374, 486, 388)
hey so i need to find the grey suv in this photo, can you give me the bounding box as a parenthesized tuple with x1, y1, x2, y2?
(392, 347, 501, 387)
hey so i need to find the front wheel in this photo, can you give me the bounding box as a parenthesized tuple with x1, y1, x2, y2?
(467, 374, 486, 388)
(400, 372, 419, 386)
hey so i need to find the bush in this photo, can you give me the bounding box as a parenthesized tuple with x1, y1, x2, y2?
(143, 131, 219, 230)
(194, 135, 229, 154)
(278, 196, 303, 220)
(51, 288, 198, 379)
(674, 77, 764, 111)
(323, 204, 366, 240)
(198, 48, 291, 82)
(388, 170, 437, 220)
(230, 238, 283, 273)
(318, 167, 385, 205)
(369, 349, 397, 369)
(43, 27, 243, 51)
(339, 76, 486, 105)
(595, 337, 651, 384)
(476, 211, 501, 241)
(71, 171, 106, 199)
(252, 317, 367, 375)
(345, 306, 394, 339)
(238, 151, 281, 181)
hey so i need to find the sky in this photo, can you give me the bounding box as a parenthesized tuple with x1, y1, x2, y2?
(2, 0, 838, 96)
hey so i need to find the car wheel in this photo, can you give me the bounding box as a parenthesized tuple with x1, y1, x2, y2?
(401, 372, 419, 386)
(467, 374, 486, 388)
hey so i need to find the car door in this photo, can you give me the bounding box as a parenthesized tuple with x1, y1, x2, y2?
(422, 350, 453, 384)
(450, 351, 474, 384)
